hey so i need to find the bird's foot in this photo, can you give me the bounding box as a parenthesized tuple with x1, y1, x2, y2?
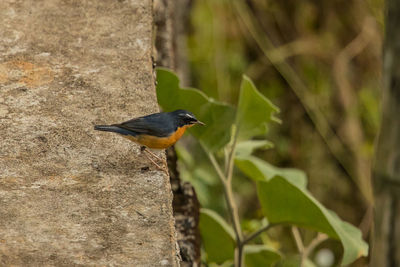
(142, 147, 168, 175)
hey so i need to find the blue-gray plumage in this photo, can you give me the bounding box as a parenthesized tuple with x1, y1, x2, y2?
(94, 109, 204, 149)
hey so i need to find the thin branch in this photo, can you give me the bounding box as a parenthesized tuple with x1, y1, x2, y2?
(207, 151, 227, 186)
(226, 128, 239, 183)
(242, 223, 277, 245)
(231, 0, 358, 192)
(332, 17, 376, 203)
(224, 147, 230, 175)
(222, 186, 243, 241)
(206, 126, 244, 267)
(206, 148, 243, 266)
(226, 128, 244, 266)
(304, 233, 328, 257)
(292, 227, 328, 267)
(292, 227, 305, 253)
(223, 127, 243, 242)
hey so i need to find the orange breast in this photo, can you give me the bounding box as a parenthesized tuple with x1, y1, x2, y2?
(123, 124, 192, 149)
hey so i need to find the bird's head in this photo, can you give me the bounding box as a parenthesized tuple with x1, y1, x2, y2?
(171, 109, 205, 128)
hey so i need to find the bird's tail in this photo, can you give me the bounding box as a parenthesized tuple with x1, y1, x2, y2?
(94, 124, 136, 136)
(94, 125, 122, 133)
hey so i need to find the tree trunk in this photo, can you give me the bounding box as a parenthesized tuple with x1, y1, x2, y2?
(0, 0, 178, 266)
(154, 0, 201, 266)
(371, 0, 400, 266)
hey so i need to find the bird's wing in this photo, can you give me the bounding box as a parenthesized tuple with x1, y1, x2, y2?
(116, 115, 175, 137)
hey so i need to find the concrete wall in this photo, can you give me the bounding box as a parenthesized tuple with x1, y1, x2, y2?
(0, 0, 178, 266)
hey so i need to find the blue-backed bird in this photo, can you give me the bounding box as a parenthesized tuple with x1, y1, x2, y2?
(94, 109, 204, 171)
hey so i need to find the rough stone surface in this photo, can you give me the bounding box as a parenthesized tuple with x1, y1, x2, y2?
(0, 0, 178, 266)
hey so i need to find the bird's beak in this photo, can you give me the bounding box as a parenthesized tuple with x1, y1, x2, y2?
(196, 120, 205, 126)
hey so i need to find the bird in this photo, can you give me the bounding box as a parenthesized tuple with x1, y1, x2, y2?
(94, 109, 205, 172)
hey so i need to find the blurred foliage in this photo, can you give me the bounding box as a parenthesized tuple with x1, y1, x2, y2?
(199, 209, 236, 263)
(183, 0, 383, 265)
(157, 68, 236, 152)
(156, 69, 368, 266)
(244, 245, 282, 267)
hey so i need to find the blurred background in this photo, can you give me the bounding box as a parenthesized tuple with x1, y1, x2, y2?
(171, 0, 383, 266)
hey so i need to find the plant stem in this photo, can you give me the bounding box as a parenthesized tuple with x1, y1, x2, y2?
(292, 227, 305, 253)
(207, 138, 280, 267)
(235, 223, 278, 266)
(206, 128, 245, 267)
(225, 131, 242, 239)
(207, 151, 243, 260)
(242, 223, 277, 245)
(292, 227, 328, 267)
(224, 182, 243, 239)
(226, 133, 238, 184)
(303, 233, 328, 261)
(207, 152, 227, 186)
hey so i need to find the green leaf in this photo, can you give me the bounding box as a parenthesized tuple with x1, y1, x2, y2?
(257, 176, 368, 265)
(199, 208, 236, 263)
(235, 140, 274, 157)
(235, 155, 307, 188)
(244, 245, 281, 267)
(156, 68, 235, 152)
(235, 75, 279, 140)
